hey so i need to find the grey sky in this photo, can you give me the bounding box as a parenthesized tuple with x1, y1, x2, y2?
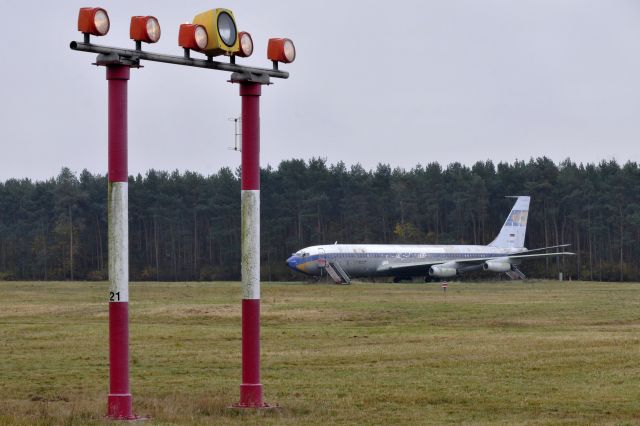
(1, 1, 639, 181)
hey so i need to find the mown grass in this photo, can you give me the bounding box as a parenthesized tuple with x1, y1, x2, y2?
(0, 280, 638, 425)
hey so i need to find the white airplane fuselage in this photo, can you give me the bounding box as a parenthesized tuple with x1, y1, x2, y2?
(286, 243, 524, 278)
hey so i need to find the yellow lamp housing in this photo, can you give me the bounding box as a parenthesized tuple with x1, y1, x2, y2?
(192, 9, 239, 56)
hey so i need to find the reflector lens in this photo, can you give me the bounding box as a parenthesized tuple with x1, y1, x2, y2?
(194, 26, 208, 49)
(94, 10, 110, 35)
(237, 32, 253, 57)
(283, 39, 295, 63)
(267, 38, 296, 64)
(146, 17, 161, 43)
(217, 12, 237, 47)
(78, 7, 110, 36)
(130, 16, 161, 44)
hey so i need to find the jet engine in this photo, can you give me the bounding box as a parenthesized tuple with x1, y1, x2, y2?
(483, 260, 512, 273)
(429, 264, 457, 278)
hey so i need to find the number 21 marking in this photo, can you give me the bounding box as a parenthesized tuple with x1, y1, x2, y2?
(109, 291, 121, 301)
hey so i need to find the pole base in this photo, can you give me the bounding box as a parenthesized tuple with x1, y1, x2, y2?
(235, 384, 269, 408)
(230, 403, 277, 410)
(107, 393, 140, 420)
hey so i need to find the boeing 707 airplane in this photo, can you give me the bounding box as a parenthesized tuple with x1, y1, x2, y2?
(286, 196, 572, 283)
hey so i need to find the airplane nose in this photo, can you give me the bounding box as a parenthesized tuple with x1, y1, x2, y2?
(286, 256, 296, 269)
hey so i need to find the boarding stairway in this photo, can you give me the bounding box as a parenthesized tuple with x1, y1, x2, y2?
(506, 266, 526, 280)
(319, 258, 351, 284)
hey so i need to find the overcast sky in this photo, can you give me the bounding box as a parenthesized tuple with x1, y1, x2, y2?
(0, 1, 639, 181)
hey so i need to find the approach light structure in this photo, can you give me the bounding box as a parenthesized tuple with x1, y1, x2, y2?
(73, 6, 295, 68)
(71, 5, 295, 417)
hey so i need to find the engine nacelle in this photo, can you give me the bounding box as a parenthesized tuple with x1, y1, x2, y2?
(429, 265, 457, 278)
(483, 260, 512, 273)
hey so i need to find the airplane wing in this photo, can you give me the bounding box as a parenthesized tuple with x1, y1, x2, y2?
(377, 251, 574, 274)
(376, 261, 440, 275)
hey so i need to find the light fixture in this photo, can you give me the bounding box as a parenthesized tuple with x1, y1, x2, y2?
(236, 31, 253, 57)
(267, 38, 296, 63)
(192, 8, 240, 56)
(78, 7, 110, 36)
(178, 24, 208, 51)
(130, 16, 161, 44)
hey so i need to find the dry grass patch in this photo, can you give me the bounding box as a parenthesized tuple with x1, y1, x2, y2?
(0, 280, 638, 425)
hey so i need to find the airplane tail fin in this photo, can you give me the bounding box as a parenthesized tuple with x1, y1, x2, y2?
(488, 196, 530, 249)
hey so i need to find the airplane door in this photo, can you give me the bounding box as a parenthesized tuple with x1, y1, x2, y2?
(318, 248, 326, 277)
(318, 248, 327, 264)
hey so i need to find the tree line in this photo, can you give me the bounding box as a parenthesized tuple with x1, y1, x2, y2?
(1, 157, 639, 282)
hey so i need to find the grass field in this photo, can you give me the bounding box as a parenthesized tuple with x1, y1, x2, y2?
(0, 280, 638, 425)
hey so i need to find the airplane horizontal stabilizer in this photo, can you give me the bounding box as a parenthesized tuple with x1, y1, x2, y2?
(523, 244, 571, 253)
(503, 251, 575, 260)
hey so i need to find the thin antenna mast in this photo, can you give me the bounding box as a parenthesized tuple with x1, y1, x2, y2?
(228, 116, 242, 151)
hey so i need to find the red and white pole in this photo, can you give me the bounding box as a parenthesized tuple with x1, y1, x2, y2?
(106, 64, 136, 420)
(237, 82, 267, 408)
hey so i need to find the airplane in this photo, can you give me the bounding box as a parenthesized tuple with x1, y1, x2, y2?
(285, 196, 573, 284)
